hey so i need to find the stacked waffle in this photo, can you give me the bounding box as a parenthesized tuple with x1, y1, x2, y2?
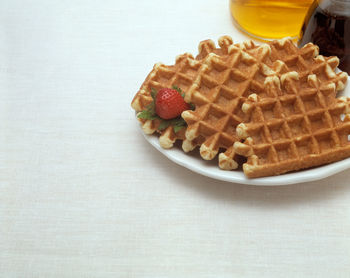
(131, 36, 349, 178)
(131, 36, 236, 149)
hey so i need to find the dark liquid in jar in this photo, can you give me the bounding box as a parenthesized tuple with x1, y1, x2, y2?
(299, 0, 350, 74)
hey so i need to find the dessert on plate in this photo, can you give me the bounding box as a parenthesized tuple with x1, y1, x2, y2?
(131, 36, 349, 178)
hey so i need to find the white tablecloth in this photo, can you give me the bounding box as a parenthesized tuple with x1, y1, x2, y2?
(1, 0, 350, 277)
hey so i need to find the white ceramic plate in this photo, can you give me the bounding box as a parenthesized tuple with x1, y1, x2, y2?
(141, 77, 350, 186)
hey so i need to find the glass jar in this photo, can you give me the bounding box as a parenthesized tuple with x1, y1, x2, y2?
(299, 0, 350, 74)
(230, 0, 314, 41)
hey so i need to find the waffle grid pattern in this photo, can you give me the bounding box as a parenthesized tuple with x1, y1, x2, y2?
(133, 54, 201, 148)
(234, 73, 350, 178)
(182, 39, 347, 170)
(131, 37, 234, 148)
(265, 39, 347, 91)
(131, 36, 349, 176)
(182, 43, 274, 162)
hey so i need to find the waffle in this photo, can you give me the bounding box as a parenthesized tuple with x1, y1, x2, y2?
(234, 72, 350, 178)
(131, 36, 234, 149)
(266, 39, 347, 91)
(182, 38, 348, 170)
(181, 41, 271, 169)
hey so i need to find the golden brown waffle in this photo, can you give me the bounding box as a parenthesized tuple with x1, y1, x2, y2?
(132, 36, 348, 175)
(132, 53, 198, 148)
(182, 38, 348, 170)
(182, 41, 279, 169)
(131, 36, 234, 149)
(266, 39, 347, 91)
(234, 72, 350, 178)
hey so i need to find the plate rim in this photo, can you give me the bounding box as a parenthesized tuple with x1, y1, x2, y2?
(142, 131, 350, 186)
(138, 75, 350, 186)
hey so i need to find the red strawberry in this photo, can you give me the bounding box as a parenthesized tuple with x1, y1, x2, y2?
(155, 88, 190, 119)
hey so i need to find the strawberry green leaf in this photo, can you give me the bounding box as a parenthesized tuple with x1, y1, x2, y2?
(157, 117, 186, 133)
(158, 120, 171, 130)
(173, 124, 185, 133)
(146, 101, 155, 113)
(138, 87, 192, 134)
(137, 110, 158, 120)
(173, 118, 186, 133)
(150, 88, 157, 101)
(172, 85, 186, 98)
(172, 85, 182, 93)
(137, 89, 158, 120)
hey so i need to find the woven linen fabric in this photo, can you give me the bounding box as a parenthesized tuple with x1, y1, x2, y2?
(1, 0, 350, 277)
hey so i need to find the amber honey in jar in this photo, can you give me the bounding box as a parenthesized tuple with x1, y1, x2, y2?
(299, 0, 350, 74)
(230, 0, 314, 40)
